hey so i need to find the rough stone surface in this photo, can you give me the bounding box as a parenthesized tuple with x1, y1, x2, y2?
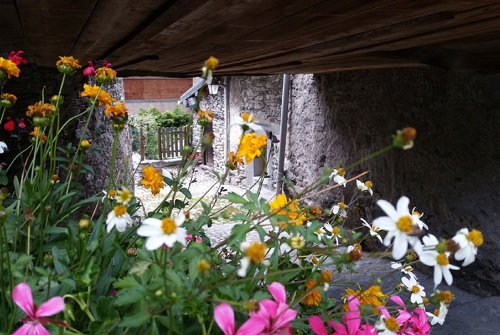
(287, 69, 500, 296)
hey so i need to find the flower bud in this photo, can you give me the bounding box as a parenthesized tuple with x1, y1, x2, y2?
(50, 95, 64, 106)
(33, 116, 49, 127)
(80, 139, 90, 150)
(196, 259, 211, 273)
(78, 218, 91, 230)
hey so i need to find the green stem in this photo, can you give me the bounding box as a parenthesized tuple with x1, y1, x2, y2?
(344, 144, 394, 171)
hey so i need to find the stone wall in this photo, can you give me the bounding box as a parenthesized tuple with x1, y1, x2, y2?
(287, 69, 500, 296)
(199, 91, 226, 172)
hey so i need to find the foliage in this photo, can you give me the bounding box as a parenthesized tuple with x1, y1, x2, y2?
(128, 107, 161, 159)
(155, 105, 191, 128)
(0, 53, 484, 335)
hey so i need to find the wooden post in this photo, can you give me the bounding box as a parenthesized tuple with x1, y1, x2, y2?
(158, 127, 163, 160)
(140, 127, 145, 160)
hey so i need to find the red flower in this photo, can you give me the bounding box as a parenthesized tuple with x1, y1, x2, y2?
(18, 118, 26, 129)
(4, 116, 15, 131)
(83, 61, 95, 76)
(8, 50, 27, 65)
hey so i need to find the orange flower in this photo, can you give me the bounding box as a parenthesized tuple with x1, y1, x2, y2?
(26, 101, 57, 118)
(226, 151, 244, 170)
(0, 57, 20, 79)
(204, 56, 219, 71)
(301, 280, 322, 306)
(56, 56, 81, 74)
(197, 110, 215, 125)
(269, 194, 306, 226)
(344, 285, 387, 314)
(141, 166, 164, 195)
(95, 67, 117, 84)
(30, 127, 48, 144)
(105, 101, 128, 118)
(81, 84, 114, 106)
(0, 93, 17, 107)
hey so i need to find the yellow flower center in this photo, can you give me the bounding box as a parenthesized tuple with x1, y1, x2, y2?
(467, 229, 483, 247)
(113, 205, 127, 217)
(315, 228, 323, 235)
(397, 215, 413, 232)
(438, 290, 455, 304)
(241, 112, 255, 123)
(364, 181, 373, 188)
(108, 190, 117, 198)
(338, 202, 346, 209)
(337, 168, 345, 177)
(385, 317, 400, 331)
(246, 242, 266, 263)
(332, 226, 341, 236)
(436, 253, 449, 266)
(321, 270, 333, 282)
(161, 218, 177, 234)
(433, 309, 440, 317)
(411, 285, 420, 294)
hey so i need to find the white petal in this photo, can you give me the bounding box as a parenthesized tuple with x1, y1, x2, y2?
(433, 265, 443, 287)
(137, 224, 163, 237)
(392, 234, 409, 260)
(442, 267, 454, 286)
(395, 196, 411, 216)
(142, 218, 162, 227)
(145, 236, 167, 250)
(373, 217, 396, 231)
(377, 199, 400, 221)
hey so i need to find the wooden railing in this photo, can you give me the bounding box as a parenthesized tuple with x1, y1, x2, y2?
(157, 126, 191, 160)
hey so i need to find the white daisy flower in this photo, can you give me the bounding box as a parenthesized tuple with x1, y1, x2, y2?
(361, 218, 383, 243)
(356, 179, 373, 196)
(426, 302, 448, 325)
(0, 141, 7, 154)
(137, 212, 187, 250)
(452, 228, 483, 266)
(237, 241, 269, 277)
(106, 205, 133, 232)
(372, 196, 424, 260)
(231, 112, 266, 135)
(411, 207, 428, 230)
(418, 234, 459, 288)
(401, 275, 426, 304)
(116, 187, 133, 205)
(391, 261, 418, 280)
(329, 169, 347, 187)
(331, 202, 348, 217)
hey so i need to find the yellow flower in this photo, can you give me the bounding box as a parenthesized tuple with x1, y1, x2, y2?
(80, 139, 90, 150)
(141, 165, 164, 195)
(30, 127, 48, 144)
(236, 132, 267, 163)
(56, 56, 81, 74)
(95, 66, 117, 84)
(301, 280, 322, 306)
(344, 285, 387, 314)
(0, 57, 20, 79)
(197, 110, 215, 125)
(204, 56, 219, 71)
(81, 84, 114, 106)
(269, 194, 306, 226)
(226, 151, 244, 170)
(0, 93, 17, 107)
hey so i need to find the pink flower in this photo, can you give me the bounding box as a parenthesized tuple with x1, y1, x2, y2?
(251, 282, 297, 334)
(309, 296, 376, 335)
(376, 295, 412, 335)
(403, 307, 431, 335)
(8, 50, 27, 65)
(83, 61, 95, 76)
(214, 303, 265, 335)
(12, 282, 66, 335)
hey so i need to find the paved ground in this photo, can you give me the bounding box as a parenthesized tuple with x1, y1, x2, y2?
(134, 159, 500, 334)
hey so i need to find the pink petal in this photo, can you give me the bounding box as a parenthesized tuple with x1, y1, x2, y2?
(270, 306, 296, 331)
(309, 315, 328, 335)
(330, 321, 348, 335)
(12, 323, 35, 335)
(267, 282, 286, 303)
(36, 296, 65, 317)
(237, 315, 266, 335)
(12, 283, 35, 318)
(389, 295, 405, 307)
(214, 303, 236, 335)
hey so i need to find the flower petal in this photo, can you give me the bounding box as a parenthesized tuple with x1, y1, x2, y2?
(376, 200, 399, 222)
(12, 282, 35, 318)
(237, 315, 266, 335)
(36, 296, 65, 317)
(267, 282, 286, 303)
(309, 315, 328, 335)
(395, 196, 410, 216)
(137, 224, 162, 237)
(145, 236, 167, 250)
(214, 303, 236, 335)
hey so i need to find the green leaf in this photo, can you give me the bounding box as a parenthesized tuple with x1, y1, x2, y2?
(119, 311, 150, 327)
(179, 187, 192, 199)
(222, 192, 247, 204)
(114, 276, 140, 289)
(95, 296, 119, 321)
(115, 286, 147, 306)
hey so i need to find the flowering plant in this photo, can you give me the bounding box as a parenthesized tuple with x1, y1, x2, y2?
(0, 52, 483, 335)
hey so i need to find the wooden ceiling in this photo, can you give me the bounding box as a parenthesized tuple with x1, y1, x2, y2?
(2, 0, 500, 77)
